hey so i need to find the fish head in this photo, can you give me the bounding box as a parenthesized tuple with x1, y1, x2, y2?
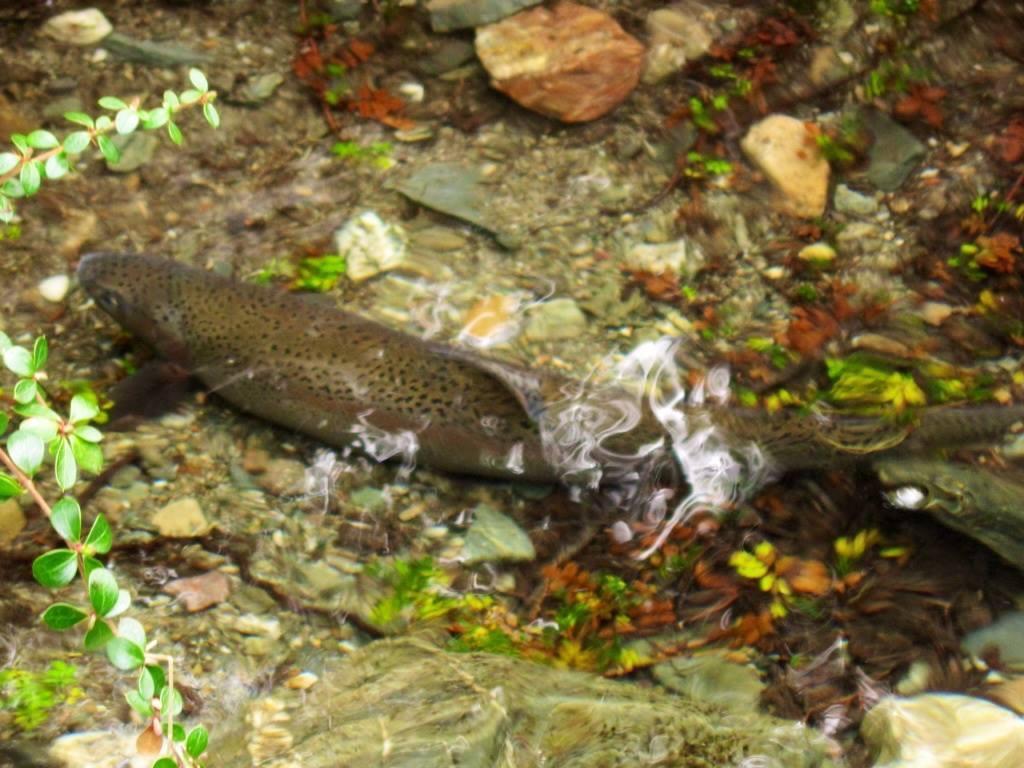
(77, 252, 191, 364)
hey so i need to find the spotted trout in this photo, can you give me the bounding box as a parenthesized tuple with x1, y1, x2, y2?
(77, 253, 1024, 486)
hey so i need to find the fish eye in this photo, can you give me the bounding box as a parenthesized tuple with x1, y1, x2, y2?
(95, 289, 123, 313)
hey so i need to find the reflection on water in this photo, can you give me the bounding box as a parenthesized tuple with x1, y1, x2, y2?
(540, 338, 768, 556)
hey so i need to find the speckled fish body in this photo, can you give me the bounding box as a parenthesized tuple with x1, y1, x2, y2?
(77, 253, 564, 482)
(77, 253, 1024, 485)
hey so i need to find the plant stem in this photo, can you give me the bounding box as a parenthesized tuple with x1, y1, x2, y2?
(0, 446, 51, 517)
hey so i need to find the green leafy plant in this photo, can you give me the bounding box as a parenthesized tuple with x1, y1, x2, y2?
(824, 356, 926, 413)
(683, 150, 733, 179)
(0, 68, 218, 224)
(252, 253, 347, 292)
(0, 660, 83, 731)
(331, 140, 394, 169)
(0, 335, 208, 767)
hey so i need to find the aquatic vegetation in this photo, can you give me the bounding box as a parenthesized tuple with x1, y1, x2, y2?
(253, 253, 348, 292)
(0, 660, 82, 732)
(824, 356, 926, 414)
(331, 140, 394, 169)
(729, 540, 830, 619)
(0, 69, 218, 225)
(0, 336, 208, 768)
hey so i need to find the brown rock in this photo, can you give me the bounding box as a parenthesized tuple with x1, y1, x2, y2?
(164, 571, 231, 612)
(475, 2, 645, 123)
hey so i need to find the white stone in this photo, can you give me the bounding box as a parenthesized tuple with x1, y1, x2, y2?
(38, 274, 71, 302)
(643, 3, 713, 84)
(41, 9, 112, 45)
(741, 114, 830, 219)
(335, 211, 407, 282)
(623, 238, 704, 280)
(861, 693, 1024, 768)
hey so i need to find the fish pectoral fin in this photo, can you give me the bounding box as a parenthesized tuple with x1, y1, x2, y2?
(107, 359, 194, 428)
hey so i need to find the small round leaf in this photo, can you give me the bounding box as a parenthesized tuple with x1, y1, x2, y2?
(69, 393, 99, 423)
(153, 758, 177, 768)
(54, 436, 78, 490)
(71, 435, 103, 475)
(141, 107, 168, 129)
(20, 415, 58, 440)
(160, 685, 184, 718)
(8, 429, 44, 475)
(44, 153, 69, 180)
(125, 689, 151, 717)
(115, 109, 139, 135)
(63, 131, 92, 155)
(41, 602, 88, 630)
(84, 619, 115, 651)
(19, 161, 41, 196)
(98, 96, 128, 111)
(3, 345, 33, 376)
(188, 68, 209, 92)
(85, 514, 113, 554)
(32, 336, 47, 369)
(75, 424, 103, 443)
(88, 567, 119, 616)
(63, 112, 95, 129)
(167, 121, 183, 146)
(0, 473, 22, 500)
(97, 135, 120, 164)
(26, 130, 59, 149)
(108, 588, 131, 618)
(203, 102, 220, 129)
(185, 725, 209, 758)
(13, 378, 38, 404)
(32, 549, 78, 588)
(118, 617, 146, 649)
(0, 152, 19, 174)
(51, 496, 82, 542)
(106, 637, 145, 670)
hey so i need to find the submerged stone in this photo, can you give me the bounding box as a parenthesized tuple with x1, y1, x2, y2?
(210, 638, 840, 767)
(462, 503, 535, 563)
(427, 0, 542, 32)
(475, 2, 645, 123)
(864, 110, 926, 192)
(962, 611, 1024, 671)
(861, 693, 1024, 768)
(741, 114, 830, 219)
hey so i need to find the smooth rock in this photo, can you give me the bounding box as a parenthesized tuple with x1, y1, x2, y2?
(37, 274, 70, 302)
(41, 8, 112, 45)
(256, 458, 307, 496)
(623, 238, 705, 280)
(230, 613, 283, 639)
(833, 183, 878, 217)
(652, 651, 765, 713)
(209, 638, 840, 766)
(0, 498, 26, 545)
(106, 131, 159, 173)
(427, 0, 542, 32)
(335, 211, 407, 283)
(644, 2, 713, 83)
(475, 2, 645, 123)
(151, 497, 212, 538)
(919, 301, 954, 326)
(861, 693, 1024, 768)
(797, 241, 837, 265)
(100, 32, 210, 66)
(415, 38, 477, 76)
(459, 294, 521, 348)
(462, 503, 535, 564)
(49, 730, 147, 768)
(865, 109, 926, 191)
(741, 114, 830, 219)
(395, 163, 495, 233)
(524, 297, 587, 341)
(164, 571, 231, 612)
(962, 612, 1024, 671)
